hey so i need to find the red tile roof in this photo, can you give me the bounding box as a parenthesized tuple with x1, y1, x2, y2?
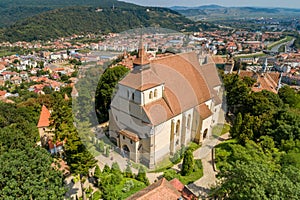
(37, 105, 51, 128)
(133, 44, 150, 66)
(127, 178, 181, 200)
(0, 90, 6, 96)
(119, 130, 140, 142)
(196, 103, 213, 119)
(169, 178, 197, 200)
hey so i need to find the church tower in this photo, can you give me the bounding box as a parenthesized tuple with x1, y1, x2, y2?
(262, 58, 268, 73)
(133, 35, 150, 70)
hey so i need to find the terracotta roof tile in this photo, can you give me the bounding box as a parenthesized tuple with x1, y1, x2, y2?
(133, 45, 150, 65)
(119, 52, 213, 126)
(119, 130, 140, 142)
(196, 103, 213, 119)
(0, 90, 6, 96)
(127, 178, 181, 200)
(198, 63, 222, 92)
(239, 70, 280, 93)
(37, 105, 51, 128)
(169, 178, 197, 200)
(144, 98, 174, 125)
(119, 68, 163, 91)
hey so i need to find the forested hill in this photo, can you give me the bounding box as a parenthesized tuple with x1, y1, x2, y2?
(0, 0, 139, 27)
(0, 1, 215, 42)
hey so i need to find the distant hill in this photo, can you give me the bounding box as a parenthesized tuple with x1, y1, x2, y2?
(0, 0, 218, 42)
(170, 5, 300, 20)
(170, 4, 224, 10)
(0, 0, 139, 27)
(0, 4, 215, 42)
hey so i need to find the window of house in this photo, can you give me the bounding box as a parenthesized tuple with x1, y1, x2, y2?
(130, 140, 133, 144)
(132, 93, 134, 101)
(149, 91, 153, 99)
(154, 89, 158, 97)
(127, 90, 130, 98)
(123, 135, 125, 140)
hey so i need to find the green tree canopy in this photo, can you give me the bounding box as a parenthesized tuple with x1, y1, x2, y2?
(181, 149, 194, 176)
(95, 65, 129, 123)
(0, 147, 66, 199)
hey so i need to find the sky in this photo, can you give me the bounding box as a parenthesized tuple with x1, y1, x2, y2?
(122, 0, 300, 9)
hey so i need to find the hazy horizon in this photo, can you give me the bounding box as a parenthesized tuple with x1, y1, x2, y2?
(122, 0, 300, 9)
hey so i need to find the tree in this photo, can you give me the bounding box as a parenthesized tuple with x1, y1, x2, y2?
(181, 149, 194, 176)
(94, 165, 101, 181)
(0, 147, 66, 199)
(102, 164, 111, 174)
(95, 65, 129, 123)
(124, 165, 133, 178)
(278, 86, 299, 108)
(105, 147, 110, 157)
(230, 112, 242, 138)
(98, 140, 105, 153)
(136, 167, 150, 186)
(223, 74, 250, 114)
(210, 160, 300, 199)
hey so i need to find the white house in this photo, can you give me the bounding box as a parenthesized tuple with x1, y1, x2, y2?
(109, 44, 223, 168)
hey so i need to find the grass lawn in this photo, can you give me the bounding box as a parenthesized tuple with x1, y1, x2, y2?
(150, 142, 201, 173)
(149, 156, 173, 173)
(212, 123, 231, 138)
(0, 50, 17, 57)
(163, 159, 203, 185)
(87, 145, 101, 157)
(114, 178, 146, 199)
(267, 36, 293, 50)
(235, 52, 266, 58)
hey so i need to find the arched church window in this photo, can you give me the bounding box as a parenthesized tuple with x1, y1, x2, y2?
(187, 114, 191, 129)
(176, 120, 180, 136)
(154, 89, 158, 97)
(149, 91, 153, 99)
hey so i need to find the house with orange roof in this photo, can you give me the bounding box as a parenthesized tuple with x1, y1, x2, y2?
(37, 105, 54, 146)
(127, 178, 197, 200)
(109, 43, 223, 168)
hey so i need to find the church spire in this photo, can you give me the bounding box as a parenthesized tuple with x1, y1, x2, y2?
(133, 28, 150, 68)
(262, 58, 268, 73)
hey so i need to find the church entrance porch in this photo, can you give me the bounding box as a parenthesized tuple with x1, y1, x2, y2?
(122, 145, 130, 158)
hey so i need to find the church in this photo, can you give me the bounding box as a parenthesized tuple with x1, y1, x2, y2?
(109, 44, 223, 168)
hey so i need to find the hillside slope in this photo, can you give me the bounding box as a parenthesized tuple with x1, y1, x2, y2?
(172, 5, 300, 20)
(0, 0, 138, 27)
(0, 6, 214, 42)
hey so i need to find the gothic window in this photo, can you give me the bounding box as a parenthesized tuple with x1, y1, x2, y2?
(132, 93, 135, 101)
(176, 120, 180, 136)
(149, 91, 153, 99)
(187, 114, 191, 129)
(154, 89, 158, 97)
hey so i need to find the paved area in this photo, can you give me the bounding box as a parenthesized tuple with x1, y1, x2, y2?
(187, 133, 230, 199)
(94, 127, 230, 194)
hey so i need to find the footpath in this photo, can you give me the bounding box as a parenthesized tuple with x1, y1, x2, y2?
(187, 133, 230, 199)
